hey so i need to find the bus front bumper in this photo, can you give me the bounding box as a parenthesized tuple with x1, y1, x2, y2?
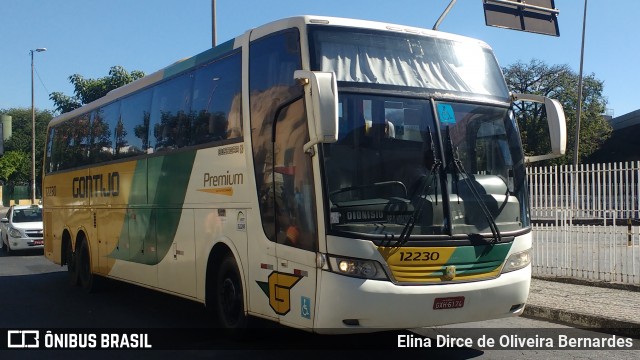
(313, 265, 531, 333)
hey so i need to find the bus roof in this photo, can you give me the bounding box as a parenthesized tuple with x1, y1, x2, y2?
(48, 15, 494, 127)
(253, 15, 492, 48)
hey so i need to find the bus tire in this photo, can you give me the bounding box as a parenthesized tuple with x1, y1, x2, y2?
(65, 236, 79, 287)
(212, 255, 247, 329)
(77, 238, 96, 292)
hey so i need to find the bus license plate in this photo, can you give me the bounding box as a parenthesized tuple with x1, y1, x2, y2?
(433, 296, 465, 310)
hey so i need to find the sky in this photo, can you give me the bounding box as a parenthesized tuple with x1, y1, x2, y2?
(1, 0, 638, 118)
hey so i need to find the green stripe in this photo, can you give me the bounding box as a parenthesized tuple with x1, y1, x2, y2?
(163, 39, 236, 79)
(444, 242, 513, 275)
(111, 150, 197, 264)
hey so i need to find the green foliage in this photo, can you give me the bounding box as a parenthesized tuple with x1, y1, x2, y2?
(0, 151, 29, 183)
(1, 65, 143, 194)
(0, 108, 52, 189)
(50, 65, 145, 114)
(503, 59, 611, 165)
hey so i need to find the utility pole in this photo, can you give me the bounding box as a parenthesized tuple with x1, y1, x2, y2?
(211, 0, 217, 47)
(30, 47, 47, 205)
(573, 0, 588, 165)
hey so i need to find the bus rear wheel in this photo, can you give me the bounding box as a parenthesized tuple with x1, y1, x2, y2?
(77, 239, 96, 292)
(212, 255, 247, 329)
(66, 238, 79, 286)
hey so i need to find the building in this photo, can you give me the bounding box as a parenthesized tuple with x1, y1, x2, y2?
(587, 109, 640, 163)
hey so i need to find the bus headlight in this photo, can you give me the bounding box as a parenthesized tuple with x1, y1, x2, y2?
(328, 256, 388, 280)
(501, 248, 532, 274)
(8, 227, 23, 238)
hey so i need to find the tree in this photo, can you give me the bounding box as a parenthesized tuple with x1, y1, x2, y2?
(0, 108, 53, 197)
(0, 151, 29, 184)
(503, 59, 611, 165)
(50, 65, 145, 114)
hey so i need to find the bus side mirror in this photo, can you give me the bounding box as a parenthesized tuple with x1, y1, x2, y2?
(294, 70, 339, 154)
(512, 93, 567, 163)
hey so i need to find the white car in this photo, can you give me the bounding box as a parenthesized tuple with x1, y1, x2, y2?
(1, 205, 44, 254)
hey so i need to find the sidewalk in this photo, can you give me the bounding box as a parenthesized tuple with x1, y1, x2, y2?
(524, 276, 640, 338)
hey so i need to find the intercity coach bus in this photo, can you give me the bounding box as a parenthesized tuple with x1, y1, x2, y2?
(43, 16, 566, 332)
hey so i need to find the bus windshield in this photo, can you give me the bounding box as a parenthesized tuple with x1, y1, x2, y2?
(321, 94, 528, 239)
(312, 26, 526, 240)
(310, 27, 510, 101)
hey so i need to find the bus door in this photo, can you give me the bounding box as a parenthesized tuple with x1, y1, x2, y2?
(248, 28, 319, 328)
(271, 96, 319, 328)
(248, 96, 320, 327)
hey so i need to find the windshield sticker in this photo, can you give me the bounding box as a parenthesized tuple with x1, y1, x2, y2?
(437, 103, 456, 124)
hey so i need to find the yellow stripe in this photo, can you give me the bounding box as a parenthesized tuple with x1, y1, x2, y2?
(378, 246, 503, 283)
(197, 187, 234, 196)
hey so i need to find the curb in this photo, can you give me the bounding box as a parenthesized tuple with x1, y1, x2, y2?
(523, 304, 640, 339)
(532, 275, 640, 292)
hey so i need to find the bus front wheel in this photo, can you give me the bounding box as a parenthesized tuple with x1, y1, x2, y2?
(212, 255, 247, 329)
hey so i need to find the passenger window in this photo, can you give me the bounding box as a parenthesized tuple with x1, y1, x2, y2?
(191, 52, 242, 145)
(89, 109, 113, 164)
(119, 89, 152, 157)
(150, 74, 193, 151)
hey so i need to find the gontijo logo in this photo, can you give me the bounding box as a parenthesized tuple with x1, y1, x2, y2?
(72, 172, 120, 198)
(256, 272, 303, 315)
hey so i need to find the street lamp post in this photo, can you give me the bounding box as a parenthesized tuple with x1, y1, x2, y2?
(30, 47, 46, 205)
(211, 0, 216, 47)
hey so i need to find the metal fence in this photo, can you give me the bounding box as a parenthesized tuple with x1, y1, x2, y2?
(528, 162, 640, 285)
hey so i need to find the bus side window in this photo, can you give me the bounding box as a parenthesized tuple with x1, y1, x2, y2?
(191, 52, 242, 145)
(89, 109, 113, 164)
(45, 127, 56, 174)
(149, 74, 193, 152)
(119, 88, 152, 157)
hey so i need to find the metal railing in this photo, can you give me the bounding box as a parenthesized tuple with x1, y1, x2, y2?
(528, 162, 640, 284)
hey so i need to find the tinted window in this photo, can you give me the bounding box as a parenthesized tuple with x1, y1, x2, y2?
(45, 127, 57, 173)
(44, 49, 242, 173)
(191, 52, 242, 145)
(119, 89, 152, 157)
(249, 29, 318, 251)
(55, 114, 90, 169)
(12, 208, 42, 223)
(249, 31, 301, 93)
(97, 101, 121, 162)
(150, 74, 193, 151)
(89, 110, 113, 163)
(76, 114, 91, 167)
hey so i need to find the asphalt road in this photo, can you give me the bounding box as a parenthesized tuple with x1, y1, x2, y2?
(0, 249, 637, 359)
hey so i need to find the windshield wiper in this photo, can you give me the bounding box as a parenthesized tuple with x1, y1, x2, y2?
(444, 126, 502, 244)
(390, 128, 442, 248)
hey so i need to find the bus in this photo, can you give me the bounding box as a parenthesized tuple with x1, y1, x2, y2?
(43, 15, 566, 333)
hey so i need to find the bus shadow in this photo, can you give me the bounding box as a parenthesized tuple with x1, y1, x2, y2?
(0, 271, 484, 357)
